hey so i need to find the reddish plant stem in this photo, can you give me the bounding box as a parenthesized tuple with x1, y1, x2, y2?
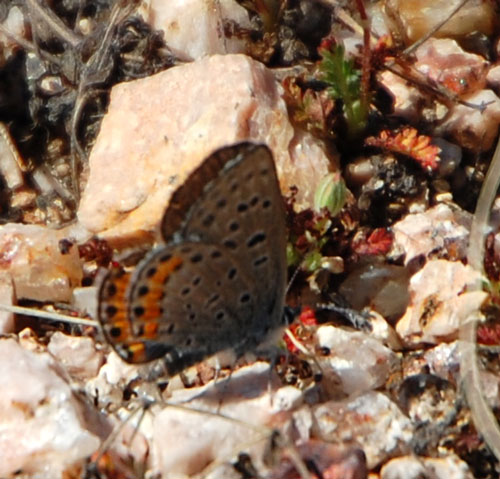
(355, 0, 371, 112)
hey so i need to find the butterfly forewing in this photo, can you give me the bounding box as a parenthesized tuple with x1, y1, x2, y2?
(170, 143, 287, 332)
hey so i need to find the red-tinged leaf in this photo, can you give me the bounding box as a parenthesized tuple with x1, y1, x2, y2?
(477, 322, 500, 345)
(283, 307, 318, 353)
(318, 36, 336, 53)
(366, 127, 441, 171)
(299, 306, 318, 326)
(352, 228, 393, 255)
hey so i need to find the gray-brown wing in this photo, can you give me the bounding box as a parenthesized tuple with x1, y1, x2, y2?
(161, 143, 287, 332)
(99, 242, 268, 375)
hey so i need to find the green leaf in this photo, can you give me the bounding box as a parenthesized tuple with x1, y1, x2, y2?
(314, 172, 346, 216)
(319, 44, 368, 136)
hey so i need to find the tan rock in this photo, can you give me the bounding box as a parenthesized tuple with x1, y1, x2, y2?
(436, 88, 500, 151)
(316, 325, 398, 396)
(0, 123, 24, 190)
(396, 259, 488, 346)
(78, 54, 334, 245)
(384, 0, 496, 44)
(47, 332, 104, 381)
(381, 454, 474, 479)
(0, 223, 83, 302)
(392, 203, 470, 265)
(151, 362, 299, 478)
(379, 38, 500, 150)
(413, 39, 489, 96)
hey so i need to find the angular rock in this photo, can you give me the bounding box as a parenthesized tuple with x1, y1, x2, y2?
(0, 338, 102, 478)
(0, 272, 14, 333)
(396, 259, 488, 345)
(381, 454, 474, 479)
(0, 223, 83, 302)
(151, 362, 301, 478)
(313, 391, 413, 468)
(78, 54, 334, 245)
(392, 203, 470, 265)
(47, 332, 103, 381)
(140, 0, 251, 60)
(384, 0, 495, 43)
(316, 325, 398, 396)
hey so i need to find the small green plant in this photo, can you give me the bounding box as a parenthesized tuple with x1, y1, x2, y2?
(319, 44, 369, 137)
(286, 174, 346, 273)
(313, 172, 346, 216)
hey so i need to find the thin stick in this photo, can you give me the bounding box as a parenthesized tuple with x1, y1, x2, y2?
(355, 0, 371, 115)
(26, 0, 82, 48)
(0, 303, 98, 328)
(0, 22, 61, 65)
(460, 134, 500, 460)
(401, 0, 472, 57)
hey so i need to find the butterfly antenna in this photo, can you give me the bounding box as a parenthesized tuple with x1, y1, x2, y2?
(89, 401, 147, 474)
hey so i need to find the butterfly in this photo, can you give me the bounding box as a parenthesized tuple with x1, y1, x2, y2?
(98, 142, 287, 376)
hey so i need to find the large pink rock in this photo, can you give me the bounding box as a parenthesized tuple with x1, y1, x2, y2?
(78, 54, 334, 245)
(0, 338, 102, 478)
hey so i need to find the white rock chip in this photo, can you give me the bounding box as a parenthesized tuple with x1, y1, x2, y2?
(72, 285, 98, 320)
(423, 340, 461, 382)
(140, 0, 251, 60)
(424, 340, 500, 409)
(0, 6, 27, 65)
(313, 391, 413, 468)
(316, 325, 398, 396)
(78, 54, 333, 244)
(0, 338, 101, 478)
(0, 123, 24, 190)
(0, 223, 83, 302)
(48, 332, 103, 380)
(436, 88, 500, 151)
(381, 454, 474, 479)
(392, 203, 470, 265)
(396, 259, 488, 346)
(151, 362, 301, 478)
